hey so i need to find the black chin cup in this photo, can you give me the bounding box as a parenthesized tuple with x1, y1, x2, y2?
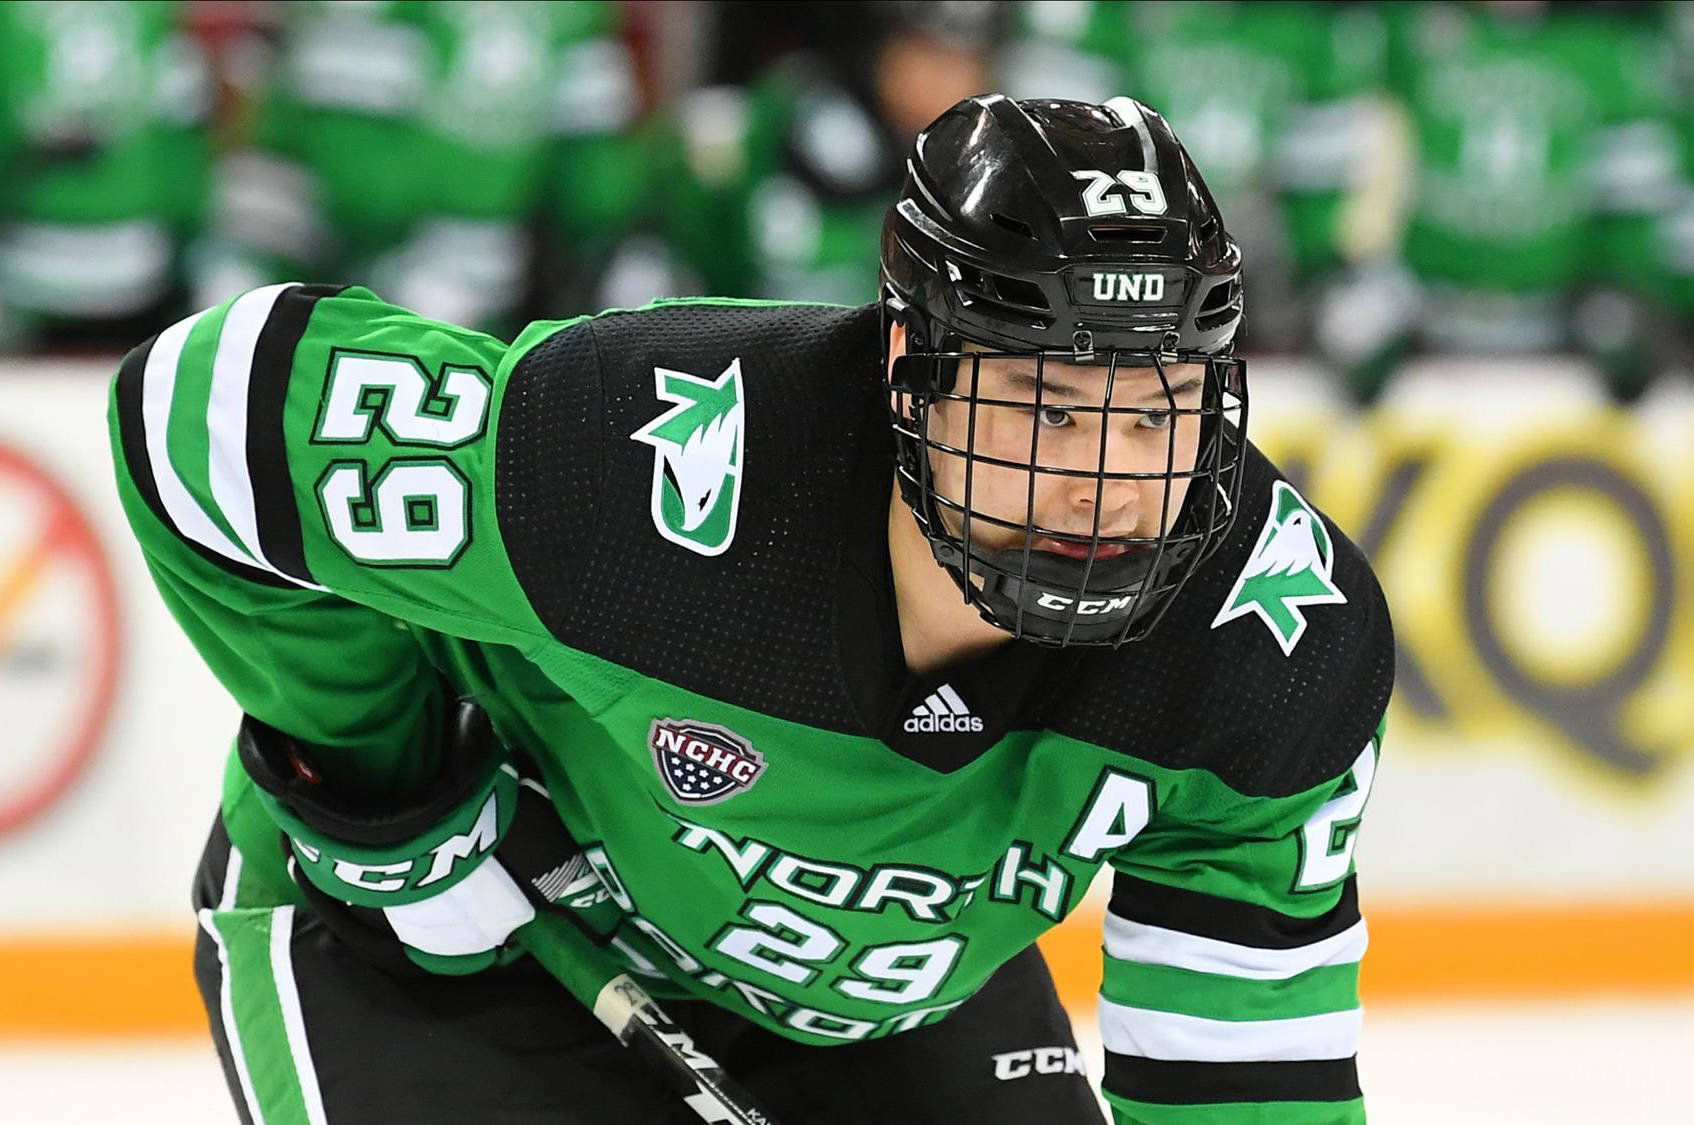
(930, 537, 1195, 646)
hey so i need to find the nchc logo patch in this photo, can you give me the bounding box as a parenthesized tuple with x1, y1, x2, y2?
(1211, 480, 1347, 656)
(649, 718, 766, 805)
(631, 359, 745, 557)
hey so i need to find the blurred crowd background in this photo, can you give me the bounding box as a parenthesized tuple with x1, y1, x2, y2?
(2, 0, 1691, 404)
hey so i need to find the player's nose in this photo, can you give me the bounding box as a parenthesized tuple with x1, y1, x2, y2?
(1065, 469, 1138, 534)
(1067, 427, 1153, 506)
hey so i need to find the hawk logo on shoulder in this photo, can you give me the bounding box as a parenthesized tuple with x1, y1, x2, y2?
(632, 359, 745, 556)
(1211, 481, 1346, 656)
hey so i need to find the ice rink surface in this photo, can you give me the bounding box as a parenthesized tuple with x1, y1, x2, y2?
(3, 996, 1688, 1124)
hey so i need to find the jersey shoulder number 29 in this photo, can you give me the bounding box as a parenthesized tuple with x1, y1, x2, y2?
(310, 349, 493, 567)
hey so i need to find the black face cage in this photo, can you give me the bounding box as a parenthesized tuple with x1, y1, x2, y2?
(887, 329, 1248, 648)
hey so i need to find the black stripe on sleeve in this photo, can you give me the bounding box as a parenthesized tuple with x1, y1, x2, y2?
(1104, 1053, 1361, 1106)
(114, 324, 300, 590)
(115, 333, 169, 532)
(248, 283, 349, 585)
(1109, 872, 1359, 950)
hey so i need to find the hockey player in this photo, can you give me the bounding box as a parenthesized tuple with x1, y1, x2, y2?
(0, 0, 212, 351)
(997, 0, 1391, 353)
(192, 0, 648, 336)
(110, 95, 1392, 1123)
(1326, 0, 1685, 403)
(658, 3, 997, 306)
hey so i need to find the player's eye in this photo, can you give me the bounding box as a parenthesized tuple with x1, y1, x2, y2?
(1136, 409, 1173, 430)
(1036, 406, 1074, 428)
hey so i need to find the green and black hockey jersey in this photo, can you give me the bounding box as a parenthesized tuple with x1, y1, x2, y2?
(658, 65, 902, 307)
(1383, 2, 1683, 304)
(1000, 0, 1388, 282)
(0, 0, 211, 346)
(196, 1, 647, 336)
(110, 284, 1394, 1123)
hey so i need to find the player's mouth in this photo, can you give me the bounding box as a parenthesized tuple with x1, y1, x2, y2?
(1032, 536, 1138, 560)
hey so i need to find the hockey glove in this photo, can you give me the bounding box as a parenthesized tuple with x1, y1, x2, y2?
(239, 702, 539, 975)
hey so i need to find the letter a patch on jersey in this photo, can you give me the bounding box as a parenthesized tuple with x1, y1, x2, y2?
(1211, 481, 1346, 656)
(632, 359, 745, 556)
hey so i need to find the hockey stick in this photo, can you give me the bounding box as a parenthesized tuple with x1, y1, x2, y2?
(517, 910, 782, 1125)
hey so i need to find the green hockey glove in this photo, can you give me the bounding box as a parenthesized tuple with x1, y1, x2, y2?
(239, 702, 537, 975)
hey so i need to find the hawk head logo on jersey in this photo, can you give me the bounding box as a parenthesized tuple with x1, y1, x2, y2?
(1211, 481, 1347, 656)
(631, 360, 745, 556)
(648, 719, 766, 805)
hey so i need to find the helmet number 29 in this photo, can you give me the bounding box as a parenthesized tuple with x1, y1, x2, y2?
(1071, 169, 1169, 218)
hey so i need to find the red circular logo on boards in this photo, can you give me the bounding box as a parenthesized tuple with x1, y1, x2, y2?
(0, 443, 120, 836)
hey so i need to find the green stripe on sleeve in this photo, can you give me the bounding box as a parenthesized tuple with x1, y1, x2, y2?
(1102, 957, 1359, 1023)
(1107, 1093, 1366, 1125)
(213, 908, 313, 1125)
(1107, 765, 1358, 920)
(163, 299, 247, 552)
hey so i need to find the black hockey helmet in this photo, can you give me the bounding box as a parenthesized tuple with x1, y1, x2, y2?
(881, 94, 1249, 646)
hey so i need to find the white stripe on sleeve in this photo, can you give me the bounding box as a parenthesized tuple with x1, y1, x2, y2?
(206, 283, 289, 569)
(142, 309, 264, 572)
(1099, 998, 1362, 1063)
(207, 283, 322, 589)
(1103, 911, 1368, 981)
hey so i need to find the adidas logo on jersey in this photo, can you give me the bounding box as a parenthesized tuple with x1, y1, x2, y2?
(904, 684, 984, 733)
